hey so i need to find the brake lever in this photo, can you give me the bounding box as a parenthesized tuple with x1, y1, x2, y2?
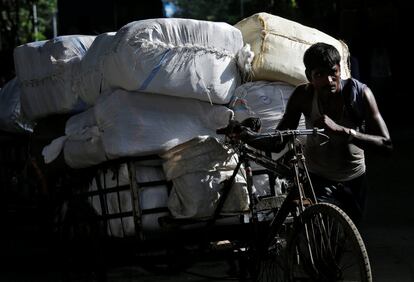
(318, 132, 330, 146)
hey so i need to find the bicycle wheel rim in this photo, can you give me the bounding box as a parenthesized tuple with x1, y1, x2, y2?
(254, 237, 287, 282)
(286, 202, 372, 282)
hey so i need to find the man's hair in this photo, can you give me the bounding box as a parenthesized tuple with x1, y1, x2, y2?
(303, 42, 341, 71)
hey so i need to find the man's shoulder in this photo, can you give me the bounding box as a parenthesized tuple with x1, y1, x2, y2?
(342, 78, 367, 125)
(288, 83, 313, 112)
(292, 83, 311, 95)
(295, 83, 310, 91)
(342, 78, 367, 93)
(293, 83, 313, 102)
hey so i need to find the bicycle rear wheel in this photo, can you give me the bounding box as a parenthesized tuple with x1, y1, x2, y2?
(286, 202, 372, 282)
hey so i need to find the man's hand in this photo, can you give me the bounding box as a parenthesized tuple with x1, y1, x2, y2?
(315, 115, 347, 135)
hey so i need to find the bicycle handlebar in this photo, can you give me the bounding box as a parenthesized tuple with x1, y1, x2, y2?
(216, 121, 326, 139)
(277, 128, 326, 138)
(216, 121, 328, 152)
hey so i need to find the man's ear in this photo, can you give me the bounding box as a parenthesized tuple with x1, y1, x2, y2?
(305, 69, 311, 82)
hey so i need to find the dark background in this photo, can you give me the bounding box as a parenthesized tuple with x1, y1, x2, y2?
(57, 0, 165, 35)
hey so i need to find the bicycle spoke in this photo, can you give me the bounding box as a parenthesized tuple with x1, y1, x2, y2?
(287, 203, 371, 282)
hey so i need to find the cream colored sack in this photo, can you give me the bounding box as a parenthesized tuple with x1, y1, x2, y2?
(235, 13, 351, 86)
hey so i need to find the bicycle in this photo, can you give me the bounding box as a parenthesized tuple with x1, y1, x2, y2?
(214, 121, 372, 282)
(46, 120, 372, 282)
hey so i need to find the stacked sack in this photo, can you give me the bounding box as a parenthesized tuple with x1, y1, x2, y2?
(13, 35, 96, 120)
(86, 161, 170, 238)
(72, 32, 116, 105)
(234, 12, 351, 86)
(70, 18, 246, 107)
(37, 18, 252, 232)
(228, 81, 299, 196)
(58, 89, 233, 169)
(2, 35, 93, 134)
(161, 136, 249, 219)
(0, 77, 34, 134)
(43, 18, 246, 168)
(229, 81, 304, 133)
(96, 18, 244, 105)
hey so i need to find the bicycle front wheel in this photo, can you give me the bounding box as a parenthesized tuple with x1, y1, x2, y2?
(253, 235, 287, 282)
(286, 202, 372, 282)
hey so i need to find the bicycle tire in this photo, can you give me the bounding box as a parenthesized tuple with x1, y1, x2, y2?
(244, 220, 292, 282)
(286, 202, 372, 282)
(252, 235, 287, 282)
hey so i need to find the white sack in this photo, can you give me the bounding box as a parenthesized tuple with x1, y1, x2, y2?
(14, 35, 96, 119)
(14, 35, 95, 81)
(94, 89, 234, 160)
(73, 32, 115, 105)
(234, 13, 351, 86)
(42, 136, 67, 164)
(252, 174, 286, 197)
(103, 18, 243, 104)
(230, 81, 306, 133)
(65, 106, 97, 135)
(161, 136, 249, 219)
(230, 81, 301, 195)
(62, 108, 107, 168)
(63, 128, 107, 168)
(89, 163, 168, 237)
(0, 77, 34, 133)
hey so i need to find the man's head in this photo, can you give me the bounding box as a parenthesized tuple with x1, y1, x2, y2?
(304, 42, 341, 94)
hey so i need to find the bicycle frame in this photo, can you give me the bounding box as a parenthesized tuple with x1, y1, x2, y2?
(212, 129, 325, 244)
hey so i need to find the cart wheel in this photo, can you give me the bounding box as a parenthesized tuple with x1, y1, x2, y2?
(52, 198, 108, 278)
(286, 202, 372, 282)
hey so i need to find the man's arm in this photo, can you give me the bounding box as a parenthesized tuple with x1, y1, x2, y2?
(318, 86, 393, 154)
(276, 87, 305, 130)
(348, 86, 393, 153)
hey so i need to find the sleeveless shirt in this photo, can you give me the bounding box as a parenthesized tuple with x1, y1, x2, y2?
(304, 79, 366, 182)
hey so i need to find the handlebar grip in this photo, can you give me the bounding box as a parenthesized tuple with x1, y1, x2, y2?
(216, 120, 244, 135)
(216, 127, 227, 135)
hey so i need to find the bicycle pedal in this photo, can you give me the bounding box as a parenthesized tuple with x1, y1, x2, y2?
(210, 240, 234, 251)
(292, 198, 312, 206)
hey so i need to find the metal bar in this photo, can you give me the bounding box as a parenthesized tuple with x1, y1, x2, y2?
(95, 172, 109, 234)
(72, 179, 170, 199)
(127, 161, 144, 240)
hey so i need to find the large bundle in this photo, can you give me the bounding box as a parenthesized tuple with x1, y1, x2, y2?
(230, 81, 302, 133)
(230, 81, 302, 196)
(88, 162, 169, 237)
(234, 13, 351, 86)
(73, 32, 115, 105)
(0, 77, 33, 133)
(94, 90, 233, 160)
(101, 18, 244, 105)
(161, 136, 249, 219)
(62, 108, 107, 168)
(13, 35, 96, 120)
(56, 89, 233, 168)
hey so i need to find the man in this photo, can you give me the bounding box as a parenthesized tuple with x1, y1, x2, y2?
(276, 42, 393, 224)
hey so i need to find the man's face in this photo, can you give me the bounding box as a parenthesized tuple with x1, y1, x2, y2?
(309, 64, 341, 95)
